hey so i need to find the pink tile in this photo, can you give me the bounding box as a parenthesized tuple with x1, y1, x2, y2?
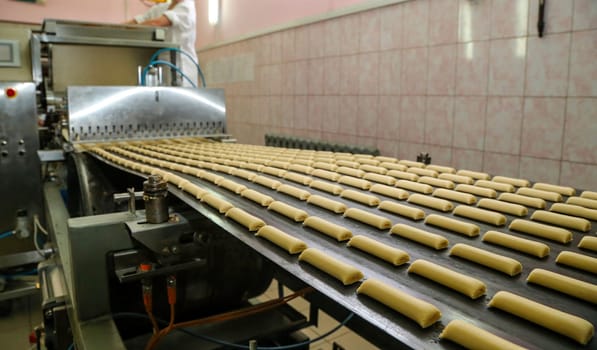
(269, 96, 283, 127)
(483, 153, 520, 178)
(255, 65, 269, 96)
(338, 96, 358, 136)
(359, 9, 381, 53)
(425, 96, 454, 146)
(294, 26, 310, 60)
(452, 149, 483, 171)
(339, 14, 361, 55)
(399, 142, 426, 162)
(308, 59, 325, 95)
(380, 4, 403, 50)
(339, 55, 360, 95)
(429, 0, 459, 45)
(525, 33, 571, 96)
(377, 96, 401, 140)
(377, 139, 398, 158)
(563, 98, 597, 163)
(423, 145, 453, 166)
(400, 96, 426, 143)
(519, 157, 561, 184)
(268, 64, 282, 95)
(488, 38, 526, 96)
(258, 96, 271, 126)
(568, 30, 597, 97)
(322, 96, 340, 133)
(270, 32, 282, 64)
(427, 44, 457, 95)
(280, 96, 294, 128)
(308, 22, 326, 58)
(379, 50, 401, 95)
(485, 97, 523, 155)
(358, 52, 380, 95)
(324, 18, 342, 57)
(323, 56, 341, 95)
(401, 47, 428, 95)
(528, 0, 573, 35)
(247, 98, 259, 124)
(455, 41, 489, 96)
(453, 96, 487, 150)
(281, 62, 296, 95)
(402, 0, 429, 48)
(281, 30, 296, 62)
(307, 96, 325, 131)
(458, 0, 490, 42)
(357, 96, 379, 137)
(490, 0, 529, 38)
(294, 60, 308, 95)
(573, 0, 597, 31)
(521, 98, 566, 159)
(255, 35, 272, 65)
(294, 96, 309, 130)
(561, 161, 597, 190)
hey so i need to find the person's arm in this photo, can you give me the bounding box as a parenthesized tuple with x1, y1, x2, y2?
(138, 15, 172, 27)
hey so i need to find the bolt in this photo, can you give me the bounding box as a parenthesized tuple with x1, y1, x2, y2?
(171, 245, 180, 254)
(18, 139, 24, 145)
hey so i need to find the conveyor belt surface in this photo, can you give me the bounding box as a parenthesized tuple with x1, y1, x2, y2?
(85, 139, 597, 350)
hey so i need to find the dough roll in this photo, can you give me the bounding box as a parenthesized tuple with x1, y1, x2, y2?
(309, 180, 344, 195)
(307, 195, 347, 213)
(363, 172, 396, 186)
(261, 166, 287, 177)
(343, 208, 392, 229)
(390, 224, 449, 250)
(338, 176, 372, 190)
(517, 187, 562, 202)
(407, 194, 453, 212)
(408, 259, 487, 299)
(283, 172, 313, 186)
(375, 156, 398, 163)
(531, 210, 591, 232)
(240, 189, 275, 207)
(335, 160, 360, 168)
(303, 216, 353, 241)
(474, 180, 515, 193)
(477, 198, 528, 217)
(218, 179, 247, 194)
(455, 184, 497, 198)
(288, 163, 314, 175)
(252, 175, 282, 190)
(449, 243, 522, 276)
(527, 268, 597, 304)
(370, 184, 410, 200)
(438, 173, 474, 185)
(567, 196, 597, 210)
(340, 189, 380, 206)
(509, 219, 572, 243)
(482, 231, 550, 258)
(201, 194, 235, 214)
(347, 235, 410, 266)
(313, 162, 337, 172)
(355, 157, 379, 166)
(453, 205, 507, 226)
(359, 164, 388, 175)
(439, 319, 527, 350)
(387, 170, 419, 182)
(425, 214, 480, 237)
(398, 159, 425, 168)
(488, 291, 594, 345)
(533, 183, 576, 196)
(336, 166, 365, 178)
(498, 193, 546, 209)
(180, 182, 208, 199)
(225, 207, 266, 232)
(578, 236, 597, 252)
(550, 203, 597, 221)
(425, 164, 456, 174)
(255, 226, 308, 254)
(298, 248, 364, 285)
(456, 169, 491, 180)
(380, 162, 408, 172)
(432, 188, 477, 205)
(581, 191, 597, 200)
(268, 160, 291, 169)
(268, 201, 309, 222)
(356, 279, 441, 328)
(200, 171, 224, 184)
(418, 176, 455, 189)
(311, 169, 341, 181)
(556, 251, 597, 274)
(492, 175, 530, 188)
(277, 184, 311, 200)
(396, 180, 434, 194)
(378, 201, 425, 221)
(407, 167, 439, 178)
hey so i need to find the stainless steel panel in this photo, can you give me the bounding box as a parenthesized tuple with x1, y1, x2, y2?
(67, 86, 226, 142)
(42, 19, 169, 43)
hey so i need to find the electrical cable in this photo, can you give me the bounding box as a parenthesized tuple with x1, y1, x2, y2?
(149, 47, 207, 87)
(0, 231, 13, 239)
(34, 215, 48, 236)
(66, 343, 74, 350)
(141, 60, 197, 88)
(32, 219, 45, 258)
(0, 269, 38, 279)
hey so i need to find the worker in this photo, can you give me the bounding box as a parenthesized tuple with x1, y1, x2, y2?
(127, 0, 198, 87)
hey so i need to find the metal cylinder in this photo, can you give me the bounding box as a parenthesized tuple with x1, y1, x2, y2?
(143, 175, 169, 224)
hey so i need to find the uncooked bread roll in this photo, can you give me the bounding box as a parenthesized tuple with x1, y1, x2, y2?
(340, 190, 380, 206)
(407, 194, 453, 212)
(225, 207, 266, 231)
(499, 193, 546, 209)
(261, 166, 287, 177)
(380, 162, 408, 172)
(453, 205, 506, 226)
(375, 156, 398, 163)
(390, 224, 449, 250)
(288, 163, 314, 175)
(456, 169, 490, 180)
(277, 184, 311, 200)
(488, 291, 594, 345)
(312, 162, 337, 172)
(517, 187, 562, 202)
(201, 194, 234, 214)
(378, 201, 425, 220)
(509, 219, 572, 243)
(455, 184, 497, 198)
(425, 214, 480, 237)
(477, 198, 528, 217)
(527, 268, 597, 304)
(240, 189, 274, 207)
(268, 160, 291, 169)
(387, 170, 419, 182)
(432, 189, 477, 205)
(359, 164, 388, 175)
(363, 173, 396, 186)
(347, 235, 409, 266)
(482, 231, 550, 258)
(567, 196, 597, 209)
(533, 183, 575, 196)
(425, 164, 456, 174)
(578, 236, 597, 252)
(355, 157, 379, 166)
(581, 191, 597, 200)
(200, 171, 224, 184)
(343, 208, 392, 229)
(408, 260, 487, 299)
(492, 175, 530, 188)
(550, 203, 597, 221)
(306, 195, 347, 213)
(335, 160, 360, 168)
(253, 175, 282, 190)
(449, 244, 522, 276)
(530, 210, 591, 232)
(298, 248, 363, 285)
(438, 173, 474, 185)
(267, 201, 309, 222)
(309, 180, 344, 195)
(439, 319, 527, 350)
(418, 176, 455, 189)
(474, 180, 515, 193)
(218, 179, 247, 194)
(398, 159, 425, 168)
(336, 166, 365, 178)
(407, 167, 439, 178)
(356, 279, 441, 328)
(283, 172, 313, 186)
(311, 169, 341, 181)
(370, 184, 409, 200)
(338, 176, 372, 190)
(256, 226, 308, 254)
(556, 251, 597, 274)
(303, 216, 353, 241)
(180, 182, 208, 199)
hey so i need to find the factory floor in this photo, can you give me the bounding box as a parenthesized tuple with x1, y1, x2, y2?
(0, 293, 42, 350)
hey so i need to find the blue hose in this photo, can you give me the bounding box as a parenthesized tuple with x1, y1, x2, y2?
(149, 47, 206, 87)
(0, 231, 13, 239)
(141, 60, 197, 88)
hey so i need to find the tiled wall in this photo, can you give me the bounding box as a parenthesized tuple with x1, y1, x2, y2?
(199, 0, 597, 189)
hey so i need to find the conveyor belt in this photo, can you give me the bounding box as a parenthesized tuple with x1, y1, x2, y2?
(85, 140, 597, 350)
